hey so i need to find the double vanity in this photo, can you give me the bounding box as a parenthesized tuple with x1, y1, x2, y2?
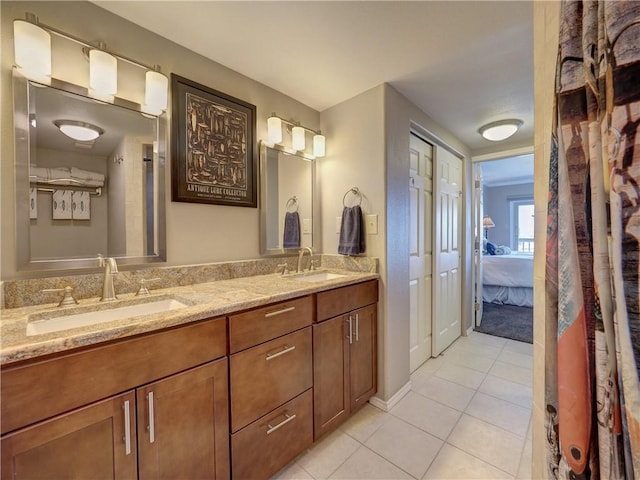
(0, 264, 378, 479)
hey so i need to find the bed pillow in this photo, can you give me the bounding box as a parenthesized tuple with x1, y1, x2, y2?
(495, 245, 512, 255)
(486, 241, 497, 255)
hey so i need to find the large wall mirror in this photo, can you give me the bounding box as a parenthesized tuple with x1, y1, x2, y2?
(260, 141, 315, 255)
(14, 72, 166, 273)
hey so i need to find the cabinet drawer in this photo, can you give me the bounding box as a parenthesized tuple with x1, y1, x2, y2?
(1, 317, 227, 435)
(230, 327, 312, 432)
(229, 296, 313, 353)
(317, 280, 378, 322)
(231, 389, 313, 480)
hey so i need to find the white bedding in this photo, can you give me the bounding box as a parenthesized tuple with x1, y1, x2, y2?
(482, 252, 533, 288)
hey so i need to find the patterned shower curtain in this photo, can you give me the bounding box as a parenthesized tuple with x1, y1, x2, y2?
(545, 1, 640, 479)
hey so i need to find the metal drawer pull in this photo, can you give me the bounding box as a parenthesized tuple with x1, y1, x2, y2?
(348, 316, 353, 344)
(147, 392, 155, 444)
(355, 313, 359, 342)
(266, 345, 296, 360)
(264, 306, 296, 318)
(123, 400, 131, 455)
(266, 413, 297, 435)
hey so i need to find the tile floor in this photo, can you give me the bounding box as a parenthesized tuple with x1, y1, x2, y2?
(273, 331, 533, 480)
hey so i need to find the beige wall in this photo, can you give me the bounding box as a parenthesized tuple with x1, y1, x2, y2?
(1, 1, 320, 279)
(532, 2, 560, 479)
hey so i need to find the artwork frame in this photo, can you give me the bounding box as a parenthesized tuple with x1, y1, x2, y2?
(171, 74, 257, 207)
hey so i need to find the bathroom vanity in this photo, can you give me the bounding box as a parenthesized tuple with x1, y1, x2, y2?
(0, 272, 378, 480)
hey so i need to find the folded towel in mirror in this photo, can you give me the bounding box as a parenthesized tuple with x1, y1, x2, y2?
(52, 190, 72, 219)
(283, 211, 301, 248)
(338, 205, 365, 255)
(70, 167, 105, 186)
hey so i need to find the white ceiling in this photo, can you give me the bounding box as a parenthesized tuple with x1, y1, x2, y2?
(93, 1, 534, 154)
(478, 154, 534, 187)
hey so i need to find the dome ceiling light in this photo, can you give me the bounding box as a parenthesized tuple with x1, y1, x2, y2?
(54, 120, 104, 142)
(478, 119, 523, 142)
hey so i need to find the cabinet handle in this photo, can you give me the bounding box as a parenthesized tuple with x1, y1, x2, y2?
(355, 313, 359, 342)
(147, 392, 155, 444)
(266, 413, 297, 435)
(123, 400, 131, 455)
(348, 316, 353, 344)
(266, 345, 296, 360)
(264, 306, 295, 318)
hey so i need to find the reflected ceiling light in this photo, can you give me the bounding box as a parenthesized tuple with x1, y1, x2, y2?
(267, 115, 283, 144)
(478, 119, 523, 142)
(13, 15, 51, 85)
(143, 68, 168, 115)
(292, 125, 305, 151)
(54, 120, 104, 142)
(89, 47, 117, 103)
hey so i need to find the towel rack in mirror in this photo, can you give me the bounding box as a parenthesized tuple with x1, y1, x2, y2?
(285, 196, 298, 212)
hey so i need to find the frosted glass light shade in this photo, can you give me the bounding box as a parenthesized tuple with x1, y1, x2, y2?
(313, 134, 325, 157)
(54, 120, 104, 142)
(89, 49, 117, 101)
(144, 70, 168, 115)
(292, 126, 305, 151)
(479, 119, 523, 142)
(267, 116, 282, 144)
(13, 20, 51, 84)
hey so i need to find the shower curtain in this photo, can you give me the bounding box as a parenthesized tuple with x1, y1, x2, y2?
(545, 1, 640, 479)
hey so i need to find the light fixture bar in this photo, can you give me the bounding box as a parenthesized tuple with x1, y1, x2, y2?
(21, 12, 158, 73)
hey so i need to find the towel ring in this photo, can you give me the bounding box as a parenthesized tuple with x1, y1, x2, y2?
(286, 196, 298, 212)
(342, 187, 362, 207)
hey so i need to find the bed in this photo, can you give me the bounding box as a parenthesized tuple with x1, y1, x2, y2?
(482, 252, 533, 307)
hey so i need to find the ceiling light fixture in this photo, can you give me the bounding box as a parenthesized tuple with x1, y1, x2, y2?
(267, 114, 326, 158)
(478, 119, 523, 142)
(54, 120, 104, 142)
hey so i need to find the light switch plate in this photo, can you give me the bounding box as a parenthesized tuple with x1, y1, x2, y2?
(303, 218, 312, 234)
(366, 214, 378, 234)
(336, 216, 342, 234)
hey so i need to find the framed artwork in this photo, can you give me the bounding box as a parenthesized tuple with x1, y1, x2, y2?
(171, 74, 257, 207)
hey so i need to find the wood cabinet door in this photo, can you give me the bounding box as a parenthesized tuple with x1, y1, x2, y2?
(312, 316, 350, 440)
(349, 304, 377, 411)
(137, 358, 230, 480)
(1, 391, 137, 480)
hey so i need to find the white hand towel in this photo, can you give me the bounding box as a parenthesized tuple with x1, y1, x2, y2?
(29, 187, 38, 219)
(52, 190, 72, 219)
(72, 191, 91, 220)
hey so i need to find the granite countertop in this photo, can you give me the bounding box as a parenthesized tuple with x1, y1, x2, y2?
(0, 269, 378, 366)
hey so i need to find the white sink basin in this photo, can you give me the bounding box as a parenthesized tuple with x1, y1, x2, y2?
(294, 272, 347, 283)
(27, 297, 190, 337)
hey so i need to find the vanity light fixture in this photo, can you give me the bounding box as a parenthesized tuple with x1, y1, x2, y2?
(13, 14, 51, 85)
(13, 12, 169, 115)
(267, 114, 326, 158)
(291, 125, 306, 151)
(478, 119, 523, 142)
(54, 120, 104, 142)
(89, 45, 117, 103)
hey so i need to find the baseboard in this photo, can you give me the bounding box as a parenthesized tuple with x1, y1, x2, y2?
(466, 325, 474, 336)
(369, 381, 411, 412)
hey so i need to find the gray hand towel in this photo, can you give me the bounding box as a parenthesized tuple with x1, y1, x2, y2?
(338, 205, 365, 255)
(283, 211, 301, 248)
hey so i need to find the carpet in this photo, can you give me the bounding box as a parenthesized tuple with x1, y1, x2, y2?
(475, 302, 533, 344)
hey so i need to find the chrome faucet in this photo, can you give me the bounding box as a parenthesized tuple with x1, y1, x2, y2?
(297, 247, 313, 273)
(98, 254, 118, 301)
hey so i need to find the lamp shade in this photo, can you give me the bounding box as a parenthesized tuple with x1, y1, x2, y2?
(13, 20, 51, 84)
(292, 126, 305, 151)
(89, 49, 117, 101)
(313, 134, 325, 157)
(267, 116, 283, 144)
(478, 120, 523, 142)
(143, 70, 168, 115)
(482, 215, 495, 228)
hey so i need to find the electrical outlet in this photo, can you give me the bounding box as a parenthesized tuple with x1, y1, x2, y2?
(366, 214, 378, 235)
(336, 216, 342, 234)
(303, 218, 312, 234)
